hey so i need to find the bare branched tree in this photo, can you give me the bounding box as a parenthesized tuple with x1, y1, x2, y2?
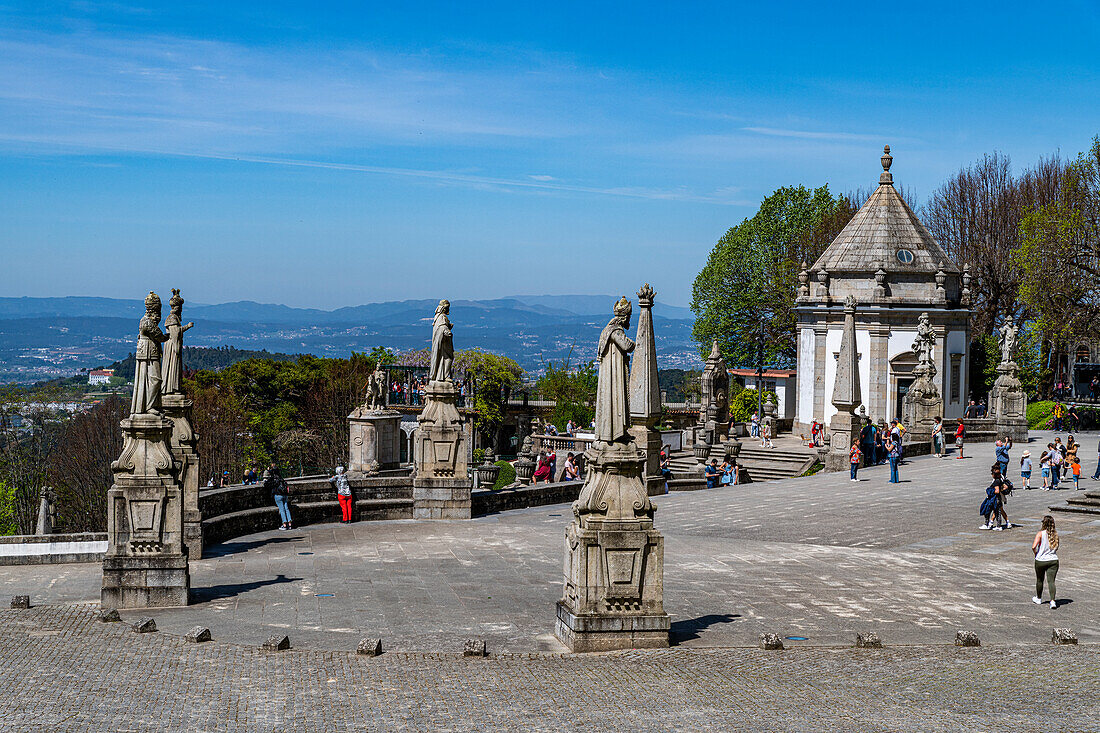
(48, 397, 127, 532)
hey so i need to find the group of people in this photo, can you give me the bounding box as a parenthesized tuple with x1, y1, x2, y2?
(1030, 436, 1091, 490)
(704, 457, 738, 488)
(532, 450, 581, 483)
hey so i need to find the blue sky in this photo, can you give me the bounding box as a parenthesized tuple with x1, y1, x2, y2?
(2, 1, 1099, 309)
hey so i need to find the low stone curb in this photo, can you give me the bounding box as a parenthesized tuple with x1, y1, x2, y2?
(263, 635, 290, 651)
(855, 632, 882, 649)
(357, 638, 383, 657)
(10, 595, 30, 609)
(184, 627, 212, 643)
(131, 617, 157, 633)
(463, 639, 487, 657)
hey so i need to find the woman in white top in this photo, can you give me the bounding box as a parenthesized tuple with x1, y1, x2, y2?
(1032, 515, 1060, 609)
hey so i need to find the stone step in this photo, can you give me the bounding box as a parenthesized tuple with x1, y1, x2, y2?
(1050, 502, 1100, 516)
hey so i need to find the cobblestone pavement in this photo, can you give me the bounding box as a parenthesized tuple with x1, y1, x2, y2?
(1, 604, 1097, 732)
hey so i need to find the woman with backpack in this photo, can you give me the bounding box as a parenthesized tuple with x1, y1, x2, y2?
(265, 463, 293, 530)
(329, 466, 353, 523)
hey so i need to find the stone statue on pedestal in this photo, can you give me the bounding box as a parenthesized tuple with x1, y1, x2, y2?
(348, 365, 402, 474)
(556, 296, 669, 652)
(365, 366, 387, 411)
(902, 311, 944, 444)
(990, 314, 1028, 441)
(103, 291, 190, 609)
(413, 299, 470, 519)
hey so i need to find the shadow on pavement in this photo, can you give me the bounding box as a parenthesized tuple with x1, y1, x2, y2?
(670, 613, 741, 644)
(204, 536, 305, 558)
(191, 573, 303, 602)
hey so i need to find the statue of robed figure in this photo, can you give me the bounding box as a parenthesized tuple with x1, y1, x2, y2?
(161, 289, 194, 395)
(429, 299, 454, 383)
(130, 291, 170, 416)
(593, 296, 635, 446)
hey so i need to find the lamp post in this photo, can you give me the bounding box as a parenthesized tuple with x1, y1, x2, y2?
(756, 318, 766, 424)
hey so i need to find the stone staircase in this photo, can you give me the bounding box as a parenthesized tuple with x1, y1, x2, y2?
(1050, 488, 1100, 517)
(666, 444, 818, 484)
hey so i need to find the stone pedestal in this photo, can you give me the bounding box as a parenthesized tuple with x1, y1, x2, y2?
(102, 413, 190, 609)
(555, 441, 670, 652)
(413, 380, 471, 519)
(162, 393, 201, 561)
(348, 407, 402, 473)
(990, 363, 1028, 442)
(902, 375, 943, 442)
(825, 411, 861, 472)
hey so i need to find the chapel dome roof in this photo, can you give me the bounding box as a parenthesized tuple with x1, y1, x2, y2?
(811, 146, 961, 276)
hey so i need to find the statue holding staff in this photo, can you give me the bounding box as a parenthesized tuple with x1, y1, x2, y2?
(998, 315, 1018, 366)
(161, 289, 194, 396)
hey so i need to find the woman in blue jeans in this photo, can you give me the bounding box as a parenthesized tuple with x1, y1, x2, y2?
(885, 436, 901, 483)
(264, 464, 293, 530)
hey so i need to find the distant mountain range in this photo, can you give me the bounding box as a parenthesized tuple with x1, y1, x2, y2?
(0, 295, 702, 383)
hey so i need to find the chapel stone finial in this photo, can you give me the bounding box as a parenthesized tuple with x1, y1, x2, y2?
(880, 145, 894, 185)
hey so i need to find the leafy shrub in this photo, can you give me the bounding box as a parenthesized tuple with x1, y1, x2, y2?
(491, 460, 516, 491)
(729, 388, 777, 423)
(1027, 401, 1054, 429)
(473, 448, 486, 465)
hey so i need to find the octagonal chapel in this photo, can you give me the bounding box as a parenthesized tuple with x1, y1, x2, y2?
(794, 146, 971, 432)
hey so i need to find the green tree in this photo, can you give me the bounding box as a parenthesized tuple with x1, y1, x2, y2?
(455, 349, 523, 452)
(536, 360, 598, 431)
(691, 185, 855, 368)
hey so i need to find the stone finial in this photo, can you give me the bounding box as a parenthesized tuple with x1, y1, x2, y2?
(961, 264, 972, 306)
(880, 145, 894, 185)
(934, 269, 946, 302)
(874, 268, 887, 299)
(797, 262, 810, 298)
(637, 283, 655, 306)
(831, 296, 862, 414)
(815, 270, 829, 298)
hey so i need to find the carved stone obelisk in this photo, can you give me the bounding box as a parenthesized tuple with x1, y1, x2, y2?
(555, 296, 670, 652)
(413, 300, 471, 519)
(825, 296, 864, 472)
(990, 315, 1028, 442)
(348, 366, 402, 474)
(160, 289, 202, 560)
(628, 284, 666, 496)
(102, 291, 190, 608)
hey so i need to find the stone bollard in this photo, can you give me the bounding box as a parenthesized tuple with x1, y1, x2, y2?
(855, 632, 882, 649)
(131, 617, 157, 633)
(10, 595, 30, 609)
(463, 639, 487, 657)
(357, 638, 383, 657)
(1052, 628, 1078, 645)
(760, 633, 784, 650)
(263, 635, 290, 651)
(954, 630, 980, 647)
(98, 608, 121, 623)
(184, 627, 212, 643)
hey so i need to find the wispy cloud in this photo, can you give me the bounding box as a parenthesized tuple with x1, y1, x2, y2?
(743, 126, 883, 141)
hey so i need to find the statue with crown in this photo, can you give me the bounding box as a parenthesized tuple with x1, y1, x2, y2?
(555, 294, 669, 652)
(102, 290, 191, 609)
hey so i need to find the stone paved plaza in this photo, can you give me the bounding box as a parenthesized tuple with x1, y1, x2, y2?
(2, 432, 1099, 730)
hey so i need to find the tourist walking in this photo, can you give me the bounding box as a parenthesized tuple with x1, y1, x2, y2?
(265, 463, 292, 530)
(329, 466, 353, 523)
(885, 435, 900, 483)
(1020, 450, 1032, 490)
(1064, 436, 1078, 479)
(1040, 448, 1052, 489)
(849, 439, 861, 481)
(1053, 402, 1065, 431)
(760, 421, 774, 448)
(1071, 456, 1082, 490)
(931, 417, 944, 458)
(994, 437, 1012, 477)
(954, 419, 966, 459)
(1032, 515, 1060, 609)
(1050, 443, 1063, 489)
(750, 412, 759, 437)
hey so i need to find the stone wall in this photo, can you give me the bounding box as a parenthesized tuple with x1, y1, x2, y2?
(471, 481, 583, 515)
(0, 533, 108, 566)
(199, 472, 415, 548)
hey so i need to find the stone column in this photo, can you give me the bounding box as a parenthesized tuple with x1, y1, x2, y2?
(628, 284, 666, 497)
(101, 413, 190, 608)
(812, 324, 828, 424)
(162, 392, 201, 560)
(867, 325, 890, 423)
